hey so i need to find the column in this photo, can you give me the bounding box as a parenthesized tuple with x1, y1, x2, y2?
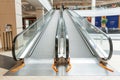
(0, 0, 22, 49)
(119, 15, 120, 29)
(91, 0, 96, 25)
(0, 0, 22, 36)
(15, 0, 23, 34)
(51, 0, 53, 7)
(42, 7, 44, 16)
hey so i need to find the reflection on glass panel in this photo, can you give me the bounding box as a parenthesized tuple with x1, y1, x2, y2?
(25, 20, 29, 28)
(13, 10, 53, 60)
(69, 10, 112, 60)
(82, 19, 111, 58)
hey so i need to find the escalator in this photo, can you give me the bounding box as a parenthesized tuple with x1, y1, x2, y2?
(52, 9, 71, 75)
(4, 9, 120, 76)
(64, 10, 119, 75)
(5, 10, 60, 76)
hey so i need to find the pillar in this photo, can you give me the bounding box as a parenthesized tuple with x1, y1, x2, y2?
(0, 0, 22, 49)
(119, 15, 120, 29)
(15, 0, 23, 34)
(42, 7, 45, 16)
(0, 0, 22, 35)
(91, 0, 96, 25)
(51, 0, 53, 7)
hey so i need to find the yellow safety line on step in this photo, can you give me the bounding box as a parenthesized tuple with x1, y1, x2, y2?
(10, 60, 25, 72)
(10, 63, 25, 72)
(99, 63, 114, 72)
(52, 64, 58, 72)
(66, 63, 72, 72)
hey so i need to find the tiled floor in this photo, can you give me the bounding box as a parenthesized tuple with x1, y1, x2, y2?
(109, 39, 120, 71)
(109, 55, 120, 71)
(0, 50, 15, 76)
(0, 76, 120, 80)
(1, 76, 120, 80)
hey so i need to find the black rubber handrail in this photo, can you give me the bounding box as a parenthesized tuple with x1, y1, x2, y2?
(68, 10, 113, 61)
(12, 10, 53, 61)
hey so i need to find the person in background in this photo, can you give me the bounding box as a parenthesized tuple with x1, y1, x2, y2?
(101, 16, 108, 33)
(62, 4, 64, 10)
(87, 16, 91, 22)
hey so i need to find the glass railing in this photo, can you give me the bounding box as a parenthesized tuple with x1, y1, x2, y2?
(12, 10, 54, 61)
(68, 2, 120, 10)
(68, 10, 113, 61)
(108, 28, 120, 34)
(55, 10, 69, 59)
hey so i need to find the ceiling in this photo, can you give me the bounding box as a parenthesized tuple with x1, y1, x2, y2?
(22, 0, 50, 17)
(53, 0, 120, 8)
(21, 0, 120, 17)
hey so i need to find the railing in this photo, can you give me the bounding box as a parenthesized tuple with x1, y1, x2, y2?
(74, 7, 120, 17)
(67, 10, 113, 61)
(108, 28, 120, 34)
(68, 2, 120, 10)
(12, 10, 54, 61)
(55, 10, 69, 59)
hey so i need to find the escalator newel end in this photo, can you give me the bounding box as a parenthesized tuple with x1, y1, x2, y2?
(52, 63, 58, 72)
(66, 58, 72, 72)
(52, 57, 71, 72)
(66, 63, 72, 72)
(99, 61, 114, 72)
(10, 59, 25, 72)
